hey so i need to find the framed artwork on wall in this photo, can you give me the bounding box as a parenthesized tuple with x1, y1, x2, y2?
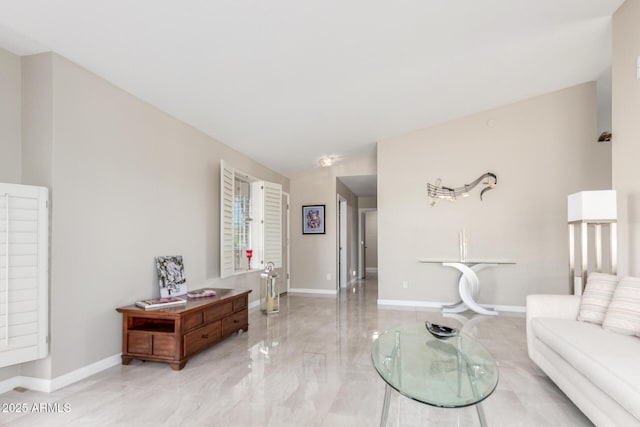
(302, 205, 325, 234)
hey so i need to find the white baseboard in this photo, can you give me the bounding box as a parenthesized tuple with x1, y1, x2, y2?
(485, 304, 526, 313)
(0, 353, 122, 394)
(248, 299, 261, 310)
(377, 299, 443, 308)
(365, 267, 378, 272)
(49, 353, 122, 392)
(377, 299, 525, 313)
(289, 288, 337, 296)
(0, 376, 23, 395)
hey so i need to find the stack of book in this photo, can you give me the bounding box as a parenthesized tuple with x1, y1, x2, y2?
(135, 296, 187, 310)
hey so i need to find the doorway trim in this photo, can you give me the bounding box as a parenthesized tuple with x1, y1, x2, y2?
(337, 194, 348, 290)
(283, 191, 291, 293)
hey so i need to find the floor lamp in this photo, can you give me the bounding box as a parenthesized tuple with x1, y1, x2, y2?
(568, 190, 617, 295)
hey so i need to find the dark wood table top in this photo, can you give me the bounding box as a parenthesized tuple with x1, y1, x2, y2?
(116, 288, 252, 316)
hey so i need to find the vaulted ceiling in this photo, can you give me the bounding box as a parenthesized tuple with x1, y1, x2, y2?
(0, 0, 625, 177)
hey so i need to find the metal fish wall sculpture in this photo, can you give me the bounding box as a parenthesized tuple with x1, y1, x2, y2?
(427, 172, 497, 206)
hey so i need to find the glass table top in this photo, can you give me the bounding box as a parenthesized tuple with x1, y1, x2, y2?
(371, 322, 499, 408)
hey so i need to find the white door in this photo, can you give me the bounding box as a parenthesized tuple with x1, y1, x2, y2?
(358, 208, 376, 279)
(364, 210, 378, 274)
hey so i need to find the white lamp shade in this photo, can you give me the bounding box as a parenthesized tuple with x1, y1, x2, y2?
(568, 190, 617, 222)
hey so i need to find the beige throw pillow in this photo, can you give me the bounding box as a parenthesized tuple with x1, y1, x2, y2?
(577, 273, 619, 325)
(602, 276, 640, 336)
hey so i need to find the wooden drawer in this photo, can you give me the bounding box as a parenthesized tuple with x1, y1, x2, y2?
(222, 309, 248, 337)
(127, 331, 175, 358)
(127, 331, 152, 355)
(152, 334, 176, 358)
(183, 312, 204, 331)
(232, 295, 247, 312)
(184, 320, 222, 357)
(204, 302, 233, 323)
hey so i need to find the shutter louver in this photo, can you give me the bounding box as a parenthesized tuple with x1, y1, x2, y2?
(220, 162, 235, 278)
(0, 183, 48, 368)
(262, 182, 282, 268)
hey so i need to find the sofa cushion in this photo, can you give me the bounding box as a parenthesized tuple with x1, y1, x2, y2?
(603, 276, 640, 336)
(532, 317, 640, 420)
(578, 272, 619, 325)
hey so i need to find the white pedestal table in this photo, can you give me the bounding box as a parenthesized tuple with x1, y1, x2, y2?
(418, 259, 515, 316)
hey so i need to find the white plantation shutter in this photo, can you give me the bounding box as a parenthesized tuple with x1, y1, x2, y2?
(262, 181, 282, 268)
(0, 183, 48, 368)
(220, 160, 282, 276)
(220, 161, 235, 278)
(250, 181, 282, 269)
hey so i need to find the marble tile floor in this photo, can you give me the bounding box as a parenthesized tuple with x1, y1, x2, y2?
(0, 274, 592, 427)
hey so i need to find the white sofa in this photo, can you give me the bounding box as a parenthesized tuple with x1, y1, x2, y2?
(526, 294, 640, 427)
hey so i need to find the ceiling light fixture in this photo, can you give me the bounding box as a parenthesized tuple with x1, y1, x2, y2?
(319, 157, 333, 167)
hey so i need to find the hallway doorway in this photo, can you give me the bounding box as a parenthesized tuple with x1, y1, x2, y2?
(359, 208, 377, 279)
(336, 174, 377, 288)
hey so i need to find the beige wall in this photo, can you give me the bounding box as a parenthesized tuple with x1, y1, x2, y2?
(21, 53, 53, 190)
(0, 48, 25, 381)
(358, 196, 377, 209)
(18, 53, 55, 380)
(290, 157, 376, 291)
(612, 0, 640, 276)
(17, 53, 288, 379)
(378, 83, 611, 306)
(0, 47, 21, 183)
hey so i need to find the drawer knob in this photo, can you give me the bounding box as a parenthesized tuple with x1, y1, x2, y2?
(234, 319, 239, 324)
(202, 334, 209, 339)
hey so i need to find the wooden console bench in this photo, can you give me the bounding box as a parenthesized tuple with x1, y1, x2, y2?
(116, 288, 251, 370)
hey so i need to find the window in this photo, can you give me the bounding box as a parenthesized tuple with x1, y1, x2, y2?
(233, 175, 252, 271)
(220, 161, 282, 278)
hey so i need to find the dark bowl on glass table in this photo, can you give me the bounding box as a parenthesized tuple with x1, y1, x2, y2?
(425, 321, 458, 339)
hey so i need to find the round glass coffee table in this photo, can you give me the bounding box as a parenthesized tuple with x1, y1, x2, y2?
(371, 323, 498, 427)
